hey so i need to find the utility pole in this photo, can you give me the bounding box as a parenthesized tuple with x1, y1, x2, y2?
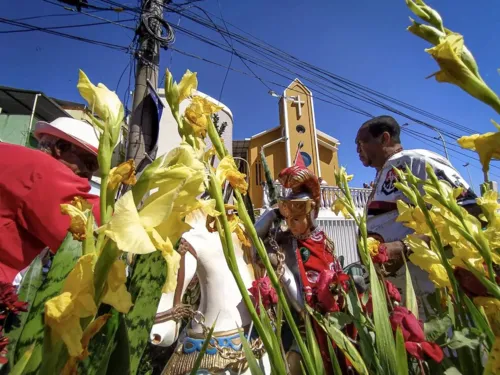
(127, 0, 170, 172)
(463, 162, 475, 192)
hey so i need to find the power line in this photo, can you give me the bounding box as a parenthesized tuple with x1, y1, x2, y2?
(14, 9, 106, 21)
(0, 18, 135, 34)
(0, 17, 131, 52)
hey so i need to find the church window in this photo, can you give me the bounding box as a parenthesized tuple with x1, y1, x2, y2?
(300, 152, 312, 167)
(255, 162, 262, 185)
(296, 125, 306, 134)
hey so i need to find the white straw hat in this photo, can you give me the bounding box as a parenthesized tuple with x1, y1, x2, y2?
(34, 117, 99, 155)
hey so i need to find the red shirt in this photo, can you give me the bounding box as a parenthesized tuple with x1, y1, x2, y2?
(0, 144, 100, 282)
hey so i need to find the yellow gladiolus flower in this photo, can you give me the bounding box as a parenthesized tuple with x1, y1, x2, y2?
(133, 143, 205, 204)
(45, 254, 98, 357)
(477, 190, 500, 214)
(149, 230, 181, 293)
(458, 121, 500, 174)
(101, 260, 133, 313)
(228, 212, 251, 248)
(215, 156, 248, 195)
(164, 69, 198, 115)
(426, 35, 500, 114)
(367, 237, 381, 257)
(406, 235, 450, 288)
(331, 199, 351, 219)
(60, 197, 93, 241)
(474, 297, 500, 335)
(178, 69, 198, 103)
(61, 314, 111, 374)
(406, 0, 444, 32)
(77, 70, 124, 142)
(100, 188, 182, 254)
(108, 159, 137, 190)
(184, 96, 223, 137)
(396, 201, 430, 236)
(483, 336, 500, 375)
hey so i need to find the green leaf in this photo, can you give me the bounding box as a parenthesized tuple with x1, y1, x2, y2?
(15, 234, 82, 374)
(395, 327, 409, 375)
(237, 329, 264, 375)
(258, 301, 286, 374)
(9, 343, 35, 375)
(424, 315, 452, 342)
(124, 252, 167, 375)
(447, 329, 480, 350)
(307, 306, 369, 375)
(106, 313, 131, 375)
(462, 295, 494, 347)
(402, 254, 419, 319)
(78, 308, 121, 375)
(327, 339, 342, 375)
(190, 319, 217, 375)
(443, 366, 463, 375)
(369, 260, 398, 375)
(327, 312, 354, 330)
(305, 314, 325, 375)
(345, 282, 375, 369)
(5, 254, 44, 366)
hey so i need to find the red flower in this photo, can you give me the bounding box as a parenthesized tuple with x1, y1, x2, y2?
(0, 282, 28, 316)
(385, 280, 402, 303)
(390, 306, 443, 363)
(248, 276, 278, 312)
(0, 335, 8, 364)
(372, 244, 389, 264)
(316, 270, 350, 313)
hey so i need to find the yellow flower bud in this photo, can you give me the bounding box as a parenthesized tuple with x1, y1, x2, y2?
(108, 159, 137, 190)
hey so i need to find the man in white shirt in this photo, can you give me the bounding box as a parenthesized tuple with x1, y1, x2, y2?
(355, 116, 478, 313)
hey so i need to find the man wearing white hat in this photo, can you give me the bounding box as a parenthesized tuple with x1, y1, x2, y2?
(0, 117, 101, 282)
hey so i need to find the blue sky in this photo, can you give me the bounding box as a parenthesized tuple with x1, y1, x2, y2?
(2, 0, 500, 190)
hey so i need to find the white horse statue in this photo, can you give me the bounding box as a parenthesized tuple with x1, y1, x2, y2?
(150, 209, 271, 375)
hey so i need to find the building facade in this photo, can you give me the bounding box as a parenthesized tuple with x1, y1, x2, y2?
(233, 79, 340, 209)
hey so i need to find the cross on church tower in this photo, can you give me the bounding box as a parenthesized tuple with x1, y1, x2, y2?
(291, 95, 305, 118)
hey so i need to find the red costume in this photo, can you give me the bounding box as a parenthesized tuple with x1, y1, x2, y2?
(277, 165, 340, 372)
(0, 144, 100, 282)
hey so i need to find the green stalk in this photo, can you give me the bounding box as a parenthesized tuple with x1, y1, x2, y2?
(235, 189, 317, 375)
(206, 119, 316, 375)
(93, 241, 119, 304)
(426, 169, 496, 287)
(207, 175, 286, 374)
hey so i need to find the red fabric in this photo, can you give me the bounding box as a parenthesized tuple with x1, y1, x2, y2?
(295, 230, 337, 372)
(294, 151, 306, 169)
(0, 144, 100, 282)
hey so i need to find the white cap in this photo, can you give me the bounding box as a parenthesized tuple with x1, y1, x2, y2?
(34, 117, 99, 155)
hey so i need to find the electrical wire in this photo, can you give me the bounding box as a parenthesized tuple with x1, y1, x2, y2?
(0, 17, 131, 52)
(401, 129, 500, 179)
(0, 18, 135, 34)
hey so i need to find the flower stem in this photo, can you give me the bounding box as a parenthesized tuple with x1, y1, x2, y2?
(207, 176, 286, 374)
(206, 118, 316, 374)
(235, 190, 317, 375)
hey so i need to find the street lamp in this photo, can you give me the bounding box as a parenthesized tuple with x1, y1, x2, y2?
(463, 162, 475, 192)
(402, 122, 450, 160)
(268, 90, 299, 103)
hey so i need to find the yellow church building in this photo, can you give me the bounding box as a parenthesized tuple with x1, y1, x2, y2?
(233, 79, 340, 208)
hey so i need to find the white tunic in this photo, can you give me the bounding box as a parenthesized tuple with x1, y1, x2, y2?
(366, 149, 477, 316)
